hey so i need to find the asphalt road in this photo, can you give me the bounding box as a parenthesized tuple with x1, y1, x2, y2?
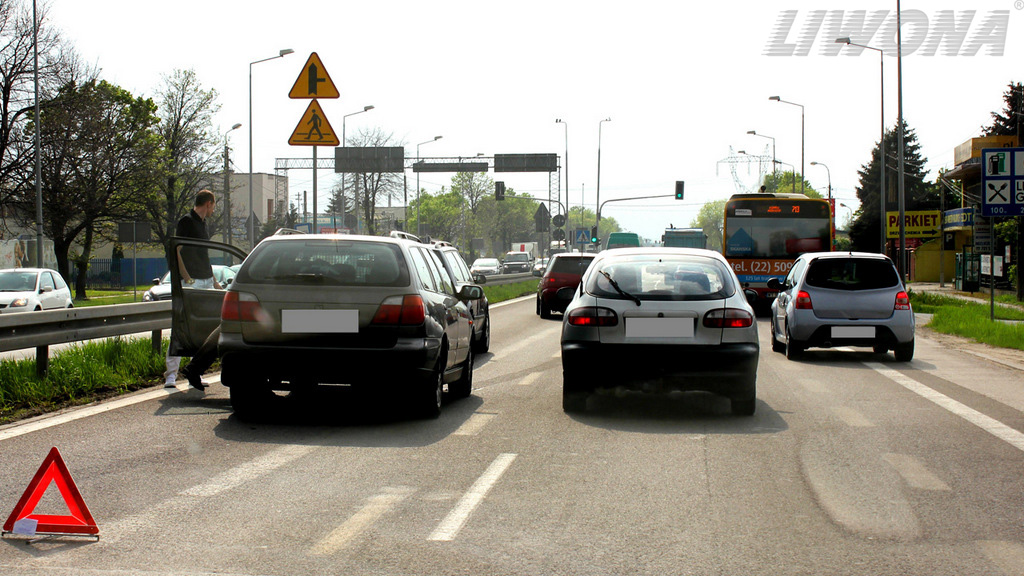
(1, 296, 1023, 575)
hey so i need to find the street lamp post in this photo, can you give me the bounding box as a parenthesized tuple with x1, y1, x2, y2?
(415, 135, 442, 236)
(768, 96, 805, 195)
(342, 105, 374, 234)
(747, 130, 776, 173)
(595, 117, 610, 240)
(248, 48, 294, 248)
(223, 123, 242, 246)
(895, 0, 907, 279)
(836, 36, 885, 255)
(809, 161, 831, 199)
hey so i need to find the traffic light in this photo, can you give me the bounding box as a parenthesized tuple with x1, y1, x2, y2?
(675, 180, 684, 200)
(495, 181, 505, 201)
(590, 226, 599, 244)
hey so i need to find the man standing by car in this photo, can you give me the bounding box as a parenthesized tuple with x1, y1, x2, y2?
(165, 189, 220, 390)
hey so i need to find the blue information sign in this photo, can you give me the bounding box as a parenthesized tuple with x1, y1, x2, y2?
(980, 147, 1024, 217)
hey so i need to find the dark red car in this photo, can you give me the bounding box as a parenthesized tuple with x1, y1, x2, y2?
(536, 253, 595, 318)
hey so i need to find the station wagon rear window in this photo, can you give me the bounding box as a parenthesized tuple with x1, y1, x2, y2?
(585, 255, 735, 301)
(804, 258, 900, 290)
(239, 240, 410, 287)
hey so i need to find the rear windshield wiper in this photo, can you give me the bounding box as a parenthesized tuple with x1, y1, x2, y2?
(598, 270, 641, 306)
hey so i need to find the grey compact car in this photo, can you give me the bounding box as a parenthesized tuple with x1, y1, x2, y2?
(767, 251, 915, 361)
(559, 248, 760, 415)
(169, 233, 483, 420)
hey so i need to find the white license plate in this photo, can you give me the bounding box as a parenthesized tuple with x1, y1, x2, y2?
(626, 318, 694, 338)
(282, 310, 358, 333)
(831, 326, 875, 339)
(764, 292, 777, 299)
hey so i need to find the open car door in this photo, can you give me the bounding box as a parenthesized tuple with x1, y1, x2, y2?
(168, 237, 248, 357)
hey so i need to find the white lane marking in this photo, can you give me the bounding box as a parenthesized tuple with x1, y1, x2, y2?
(180, 444, 314, 497)
(453, 412, 497, 436)
(552, 350, 561, 359)
(977, 540, 1024, 576)
(0, 387, 177, 442)
(311, 487, 414, 556)
(429, 453, 517, 542)
(882, 453, 951, 491)
(831, 406, 875, 427)
(518, 373, 542, 387)
(866, 362, 1024, 453)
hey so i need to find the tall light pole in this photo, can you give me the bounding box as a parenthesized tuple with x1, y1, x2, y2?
(747, 130, 776, 174)
(555, 119, 568, 226)
(895, 0, 907, 279)
(836, 37, 885, 255)
(341, 105, 374, 234)
(415, 135, 442, 236)
(248, 48, 294, 248)
(809, 161, 831, 199)
(223, 123, 242, 246)
(768, 96, 805, 195)
(32, 0, 43, 267)
(595, 117, 610, 239)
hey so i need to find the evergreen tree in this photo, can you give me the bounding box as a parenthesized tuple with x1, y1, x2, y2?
(849, 121, 939, 252)
(981, 81, 1023, 138)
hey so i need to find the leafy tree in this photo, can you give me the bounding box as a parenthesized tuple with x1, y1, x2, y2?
(849, 120, 938, 252)
(761, 171, 820, 197)
(148, 69, 222, 255)
(33, 79, 162, 295)
(982, 81, 1023, 137)
(691, 199, 726, 252)
(416, 187, 465, 242)
(451, 172, 493, 257)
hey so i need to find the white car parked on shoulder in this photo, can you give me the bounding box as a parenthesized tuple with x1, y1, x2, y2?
(0, 268, 74, 313)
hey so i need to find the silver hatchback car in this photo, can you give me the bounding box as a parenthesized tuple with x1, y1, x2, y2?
(559, 248, 760, 415)
(767, 251, 914, 361)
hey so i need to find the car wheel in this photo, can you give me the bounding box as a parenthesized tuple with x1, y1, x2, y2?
(731, 398, 756, 416)
(472, 318, 490, 354)
(539, 298, 552, 320)
(418, 359, 444, 419)
(785, 325, 803, 360)
(894, 339, 915, 362)
(562, 370, 587, 412)
(770, 320, 785, 353)
(449, 345, 474, 399)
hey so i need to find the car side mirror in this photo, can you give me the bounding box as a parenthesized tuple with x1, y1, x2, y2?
(152, 277, 161, 286)
(459, 284, 484, 301)
(744, 289, 759, 304)
(40, 286, 53, 293)
(472, 273, 487, 284)
(766, 277, 783, 291)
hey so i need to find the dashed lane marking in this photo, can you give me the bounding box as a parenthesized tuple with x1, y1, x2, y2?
(311, 487, 415, 556)
(429, 453, 517, 542)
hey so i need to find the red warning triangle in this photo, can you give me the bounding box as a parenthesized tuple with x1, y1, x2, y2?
(3, 447, 98, 536)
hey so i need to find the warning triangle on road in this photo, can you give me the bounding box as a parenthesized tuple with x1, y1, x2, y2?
(2, 447, 99, 537)
(288, 52, 340, 99)
(288, 100, 340, 147)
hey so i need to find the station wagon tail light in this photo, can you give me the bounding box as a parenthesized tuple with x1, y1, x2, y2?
(222, 291, 263, 322)
(894, 291, 911, 311)
(795, 290, 813, 310)
(703, 308, 754, 328)
(566, 306, 618, 327)
(372, 295, 426, 326)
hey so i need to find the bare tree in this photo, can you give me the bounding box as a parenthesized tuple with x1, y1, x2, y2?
(147, 69, 221, 253)
(343, 127, 405, 236)
(0, 0, 84, 232)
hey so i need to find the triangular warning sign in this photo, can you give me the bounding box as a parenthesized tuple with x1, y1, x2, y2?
(288, 52, 340, 99)
(3, 447, 98, 536)
(288, 100, 340, 147)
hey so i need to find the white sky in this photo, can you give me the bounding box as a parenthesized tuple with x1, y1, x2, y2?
(47, 0, 1021, 240)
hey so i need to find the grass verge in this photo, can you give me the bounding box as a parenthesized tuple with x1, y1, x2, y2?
(910, 291, 1024, 351)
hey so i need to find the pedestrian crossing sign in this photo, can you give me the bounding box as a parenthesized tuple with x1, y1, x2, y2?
(288, 100, 340, 146)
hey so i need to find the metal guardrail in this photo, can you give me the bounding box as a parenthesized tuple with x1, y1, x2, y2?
(0, 301, 171, 376)
(0, 274, 535, 377)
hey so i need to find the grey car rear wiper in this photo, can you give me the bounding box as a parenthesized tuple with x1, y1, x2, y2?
(598, 270, 641, 306)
